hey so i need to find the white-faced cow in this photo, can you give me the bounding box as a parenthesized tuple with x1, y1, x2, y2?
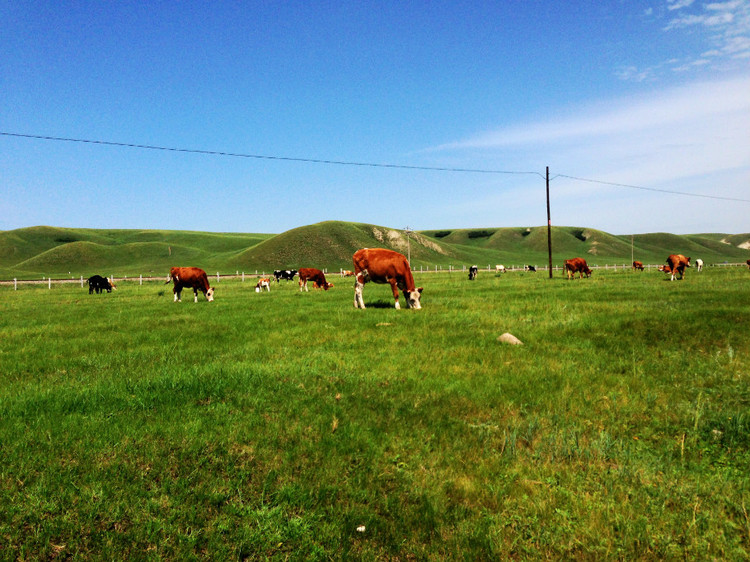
(468, 265, 478, 280)
(524, 265, 536, 272)
(87, 275, 116, 294)
(564, 258, 592, 279)
(298, 268, 333, 292)
(695, 258, 704, 272)
(353, 248, 422, 310)
(255, 278, 271, 292)
(495, 264, 506, 273)
(273, 269, 297, 282)
(632, 261, 644, 271)
(666, 254, 691, 281)
(166, 267, 214, 302)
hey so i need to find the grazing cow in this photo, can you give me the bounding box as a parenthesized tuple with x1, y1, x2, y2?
(695, 258, 704, 272)
(468, 265, 478, 280)
(666, 254, 691, 281)
(166, 266, 214, 302)
(341, 270, 354, 277)
(564, 258, 592, 279)
(255, 278, 271, 292)
(632, 261, 644, 271)
(353, 248, 422, 310)
(273, 269, 297, 282)
(495, 264, 506, 273)
(524, 265, 536, 272)
(298, 268, 333, 292)
(87, 275, 116, 294)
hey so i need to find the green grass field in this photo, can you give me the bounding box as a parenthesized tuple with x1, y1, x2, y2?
(1, 267, 749, 559)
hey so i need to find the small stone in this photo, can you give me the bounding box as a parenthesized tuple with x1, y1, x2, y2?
(497, 333, 523, 345)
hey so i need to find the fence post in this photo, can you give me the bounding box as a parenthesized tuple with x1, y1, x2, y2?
(80, 276, 84, 288)
(14, 278, 17, 290)
(216, 272, 220, 283)
(242, 272, 245, 282)
(48, 278, 51, 289)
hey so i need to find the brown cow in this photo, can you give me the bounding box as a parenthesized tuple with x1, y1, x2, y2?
(658, 264, 673, 274)
(666, 254, 691, 281)
(166, 267, 214, 302)
(353, 248, 422, 309)
(341, 270, 354, 277)
(632, 261, 644, 271)
(564, 257, 592, 279)
(298, 268, 333, 292)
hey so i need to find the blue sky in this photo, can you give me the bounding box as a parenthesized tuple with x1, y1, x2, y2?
(2, 1, 748, 235)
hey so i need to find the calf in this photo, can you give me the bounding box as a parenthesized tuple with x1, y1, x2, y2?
(87, 275, 116, 294)
(255, 278, 271, 292)
(166, 266, 214, 302)
(666, 254, 691, 281)
(353, 248, 422, 309)
(564, 258, 592, 279)
(632, 261, 644, 271)
(298, 268, 333, 291)
(468, 265, 478, 280)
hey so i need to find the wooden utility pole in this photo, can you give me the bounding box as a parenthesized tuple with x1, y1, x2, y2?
(546, 166, 553, 278)
(404, 226, 412, 264)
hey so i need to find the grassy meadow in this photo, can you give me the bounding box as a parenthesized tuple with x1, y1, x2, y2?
(1, 267, 749, 559)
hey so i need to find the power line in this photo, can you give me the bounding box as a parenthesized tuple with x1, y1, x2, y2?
(3, 130, 747, 203)
(552, 173, 750, 203)
(0, 131, 544, 178)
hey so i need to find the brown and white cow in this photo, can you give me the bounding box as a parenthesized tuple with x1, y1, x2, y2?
(341, 270, 354, 277)
(298, 268, 333, 292)
(353, 248, 422, 309)
(666, 254, 691, 281)
(564, 257, 592, 279)
(658, 264, 673, 275)
(255, 278, 271, 292)
(632, 261, 644, 271)
(166, 267, 214, 302)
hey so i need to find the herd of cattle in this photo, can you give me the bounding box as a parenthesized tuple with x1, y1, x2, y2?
(85, 251, 750, 309)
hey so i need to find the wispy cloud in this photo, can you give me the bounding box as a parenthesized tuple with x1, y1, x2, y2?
(622, 0, 750, 80)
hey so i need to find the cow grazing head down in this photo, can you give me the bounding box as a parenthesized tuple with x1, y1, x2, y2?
(167, 266, 214, 302)
(353, 248, 423, 310)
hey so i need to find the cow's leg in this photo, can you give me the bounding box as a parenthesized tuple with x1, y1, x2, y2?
(174, 288, 181, 302)
(354, 279, 365, 308)
(194, 288, 199, 303)
(389, 279, 401, 309)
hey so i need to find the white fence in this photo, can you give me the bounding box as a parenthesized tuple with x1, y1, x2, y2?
(2, 262, 747, 290)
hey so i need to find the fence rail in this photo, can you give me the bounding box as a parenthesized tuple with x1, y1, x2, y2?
(2, 262, 747, 290)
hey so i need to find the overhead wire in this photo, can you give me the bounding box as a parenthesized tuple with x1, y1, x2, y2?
(2, 130, 748, 203)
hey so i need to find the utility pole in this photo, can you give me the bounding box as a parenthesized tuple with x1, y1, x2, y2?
(546, 166, 553, 279)
(404, 226, 412, 264)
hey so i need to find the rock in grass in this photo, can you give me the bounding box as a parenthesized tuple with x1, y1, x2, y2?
(497, 333, 523, 345)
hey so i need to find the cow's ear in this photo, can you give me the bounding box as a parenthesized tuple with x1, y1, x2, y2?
(417, 287, 423, 294)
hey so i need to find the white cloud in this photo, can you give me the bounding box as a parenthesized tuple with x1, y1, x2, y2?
(426, 76, 750, 233)
(667, 0, 696, 10)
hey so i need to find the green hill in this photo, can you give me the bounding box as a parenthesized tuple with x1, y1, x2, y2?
(1, 222, 748, 278)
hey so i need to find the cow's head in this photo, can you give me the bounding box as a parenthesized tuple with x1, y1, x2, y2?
(324, 282, 334, 290)
(206, 287, 215, 302)
(405, 287, 423, 309)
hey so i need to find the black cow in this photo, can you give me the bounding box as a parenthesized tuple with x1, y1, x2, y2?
(468, 265, 478, 280)
(87, 275, 116, 294)
(524, 265, 536, 272)
(274, 269, 297, 282)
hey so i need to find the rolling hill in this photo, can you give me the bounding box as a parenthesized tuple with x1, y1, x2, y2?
(1, 222, 748, 278)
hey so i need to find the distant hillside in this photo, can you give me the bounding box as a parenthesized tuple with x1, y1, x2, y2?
(1, 222, 748, 278)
